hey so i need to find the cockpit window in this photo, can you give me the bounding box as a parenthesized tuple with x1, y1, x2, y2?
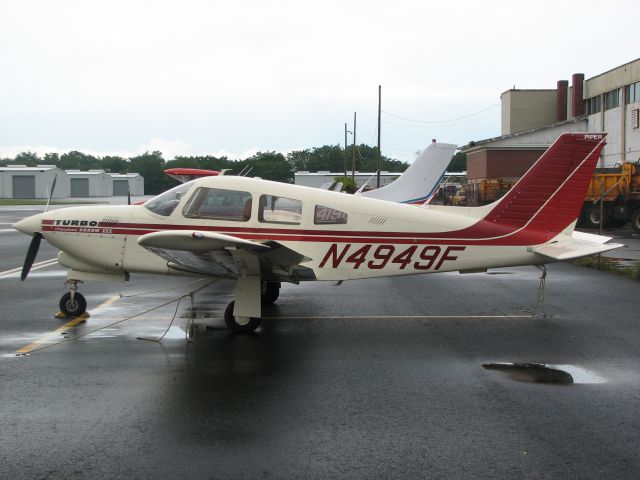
(144, 181, 194, 217)
(183, 187, 253, 221)
(258, 195, 302, 225)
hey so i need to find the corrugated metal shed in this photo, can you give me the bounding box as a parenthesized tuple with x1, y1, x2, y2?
(0, 165, 70, 199)
(109, 173, 144, 196)
(65, 170, 113, 196)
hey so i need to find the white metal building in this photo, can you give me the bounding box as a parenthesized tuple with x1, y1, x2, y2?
(0, 165, 70, 199)
(66, 170, 113, 197)
(295, 171, 400, 189)
(109, 173, 144, 196)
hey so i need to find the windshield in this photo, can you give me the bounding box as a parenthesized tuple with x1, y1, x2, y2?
(144, 181, 194, 216)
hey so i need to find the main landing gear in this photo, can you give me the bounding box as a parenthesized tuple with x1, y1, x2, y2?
(224, 301, 262, 333)
(223, 280, 281, 333)
(59, 280, 87, 317)
(261, 281, 280, 305)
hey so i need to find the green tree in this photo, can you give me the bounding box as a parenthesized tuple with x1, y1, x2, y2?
(242, 151, 293, 183)
(102, 155, 128, 174)
(447, 151, 466, 172)
(287, 144, 406, 174)
(334, 176, 357, 194)
(129, 151, 171, 194)
(14, 151, 40, 167)
(43, 152, 60, 165)
(59, 151, 100, 170)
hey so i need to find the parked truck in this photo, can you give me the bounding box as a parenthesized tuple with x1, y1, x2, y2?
(579, 161, 640, 233)
(464, 178, 517, 207)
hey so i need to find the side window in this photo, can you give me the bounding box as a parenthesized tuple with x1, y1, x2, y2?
(314, 205, 348, 225)
(183, 187, 253, 221)
(259, 195, 302, 225)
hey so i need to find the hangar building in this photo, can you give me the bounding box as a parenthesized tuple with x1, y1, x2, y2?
(66, 170, 113, 197)
(0, 166, 145, 199)
(0, 165, 70, 199)
(110, 173, 145, 196)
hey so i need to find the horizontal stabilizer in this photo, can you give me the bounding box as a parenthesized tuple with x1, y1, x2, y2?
(571, 230, 613, 244)
(533, 233, 623, 261)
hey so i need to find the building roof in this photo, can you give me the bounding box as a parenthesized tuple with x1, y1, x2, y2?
(0, 165, 63, 172)
(66, 170, 107, 175)
(460, 117, 587, 152)
(109, 173, 141, 178)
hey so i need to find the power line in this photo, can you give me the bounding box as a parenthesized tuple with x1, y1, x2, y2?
(382, 103, 500, 124)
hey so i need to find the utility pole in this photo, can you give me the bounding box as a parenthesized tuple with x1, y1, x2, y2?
(351, 112, 356, 183)
(344, 122, 348, 179)
(377, 85, 381, 189)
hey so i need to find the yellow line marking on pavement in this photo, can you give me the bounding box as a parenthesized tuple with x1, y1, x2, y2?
(16, 296, 120, 355)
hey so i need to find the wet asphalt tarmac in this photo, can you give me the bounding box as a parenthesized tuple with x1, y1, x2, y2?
(2, 206, 640, 479)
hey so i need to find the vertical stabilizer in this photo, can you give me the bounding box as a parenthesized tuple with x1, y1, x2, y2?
(360, 142, 457, 204)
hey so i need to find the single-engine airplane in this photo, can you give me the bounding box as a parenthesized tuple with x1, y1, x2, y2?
(14, 133, 621, 333)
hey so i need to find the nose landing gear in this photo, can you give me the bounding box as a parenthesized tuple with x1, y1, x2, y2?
(59, 280, 87, 317)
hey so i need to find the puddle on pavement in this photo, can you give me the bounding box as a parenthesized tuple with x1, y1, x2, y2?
(483, 363, 606, 385)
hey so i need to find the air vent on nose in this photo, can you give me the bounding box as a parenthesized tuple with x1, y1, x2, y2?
(101, 217, 120, 224)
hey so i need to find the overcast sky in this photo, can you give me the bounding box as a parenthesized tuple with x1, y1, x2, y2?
(0, 0, 638, 163)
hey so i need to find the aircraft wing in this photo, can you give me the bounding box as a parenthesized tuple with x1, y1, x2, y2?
(533, 231, 624, 261)
(137, 230, 313, 280)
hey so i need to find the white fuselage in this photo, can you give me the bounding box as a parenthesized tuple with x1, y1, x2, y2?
(35, 176, 545, 283)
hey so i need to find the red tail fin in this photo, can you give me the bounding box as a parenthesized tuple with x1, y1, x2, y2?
(484, 133, 606, 235)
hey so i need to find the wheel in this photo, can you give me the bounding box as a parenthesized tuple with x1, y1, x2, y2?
(261, 281, 280, 305)
(631, 210, 640, 234)
(59, 292, 87, 317)
(224, 301, 261, 333)
(583, 204, 602, 229)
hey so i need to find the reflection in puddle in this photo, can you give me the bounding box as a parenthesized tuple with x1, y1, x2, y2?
(483, 363, 606, 385)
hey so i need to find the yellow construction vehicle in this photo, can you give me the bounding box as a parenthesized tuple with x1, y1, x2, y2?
(465, 178, 517, 207)
(579, 161, 640, 233)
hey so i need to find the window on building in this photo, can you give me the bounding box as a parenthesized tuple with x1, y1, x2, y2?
(587, 96, 601, 115)
(628, 82, 640, 104)
(258, 195, 302, 224)
(632, 109, 639, 130)
(314, 205, 348, 225)
(183, 187, 253, 221)
(604, 88, 622, 110)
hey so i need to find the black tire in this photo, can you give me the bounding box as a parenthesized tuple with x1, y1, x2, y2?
(631, 210, 640, 234)
(224, 301, 261, 333)
(583, 204, 602, 229)
(59, 292, 87, 317)
(261, 281, 280, 305)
